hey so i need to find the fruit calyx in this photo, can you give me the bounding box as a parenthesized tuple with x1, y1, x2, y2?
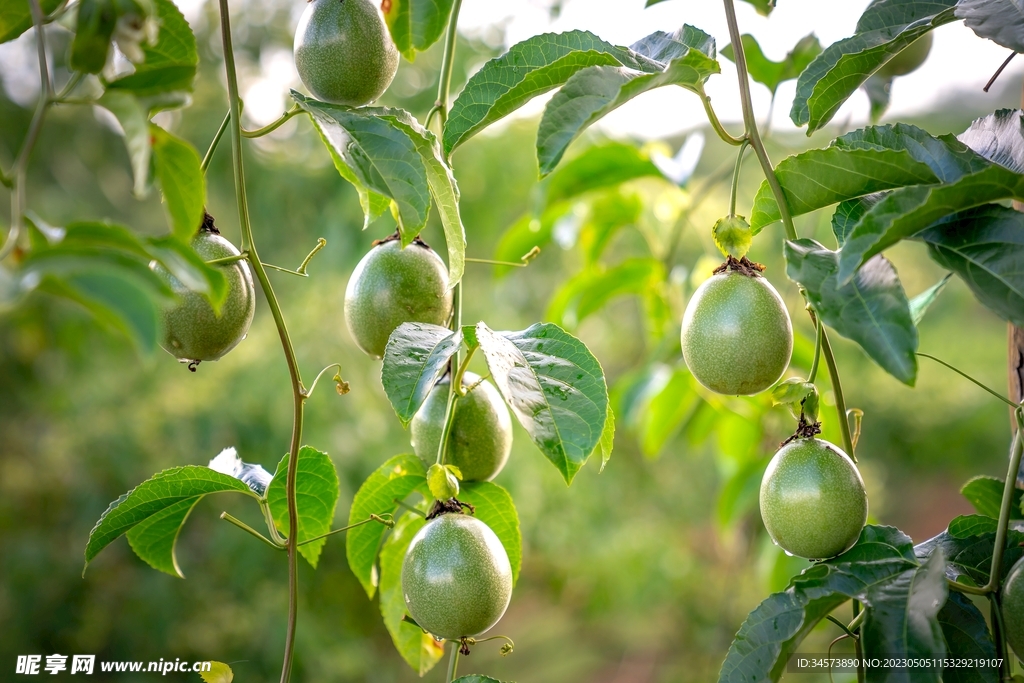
(713, 255, 765, 278)
(199, 211, 220, 235)
(426, 497, 476, 519)
(372, 230, 433, 251)
(781, 414, 822, 447)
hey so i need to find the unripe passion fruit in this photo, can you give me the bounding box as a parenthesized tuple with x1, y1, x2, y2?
(681, 270, 793, 395)
(760, 438, 868, 560)
(293, 0, 399, 106)
(402, 514, 513, 640)
(411, 372, 513, 482)
(344, 239, 453, 358)
(876, 33, 932, 78)
(1003, 557, 1024, 662)
(154, 229, 255, 364)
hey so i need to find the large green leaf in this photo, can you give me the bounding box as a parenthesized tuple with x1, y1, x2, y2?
(346, 454, 427, 598)
(459, 482, 522, 585)
(151, 125, 205, 241)
(720, 526, 947, 683)
(294, 94, 432, 244)
(475, 322, 608, 484)
(382, 0, 455, 60)
(790, 0, 956, 133)
(917, 521, 1024, 588)
(785, 239, 917, 385)
(750, 123, 980, 231)
(937, 591, 999, 683)
(908, 273, 951, 326)
(0, 0, 61, 44)
(536, 26, 719, 175)
(71, 0, 119, 74)
(381, 322, 462, 425)
(918, 204, 1024, 328)
(266, 446, 340, 569)
(443, 31, 662, 155)
(125, 498, 201, 577)
(959, 476, 1024, 520)
(106, 0, 199, 95)
(377, 510, 446, 675)
(721, 33, 820, 95)
(545, 141, 667, 207)
(84, 465, 258, 574)
(956, 0, 1024, 52)
(98, 92, 152, 197)
(958, 109, 1024, 174)
(373, 108, 466, 285)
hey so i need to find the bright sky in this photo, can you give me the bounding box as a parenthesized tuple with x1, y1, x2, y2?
(2, 0, 1018, 136)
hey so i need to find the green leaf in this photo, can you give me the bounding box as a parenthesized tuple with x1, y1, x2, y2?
(938, 591, 998, 683)
(151, 125, 205, 241)
(960, 476, 1024, 520)
(266, 446, 340, 569)
(71, 0, 118, 74)
(98, 92, 152, 197)
(382, 0, 454, 60)
(536, 26, 719, 175)
(832, 196, 877, 247)
(475, 322, 608, 484)
(0, 0, 61, 44)
(377, 510, 447, 675)
(917, 520, 1024, 588)
(37, 270, 164, 353)
(908, 273, 951, 326)
(722, 33, 820, 94)
(598, 403, 615, 472)
(444, 30, 662, 155)
(545, 141, 666, 207)
(750, 126, 947, 232)
(785, 239, 917, 385)
(460, 481, 522, 585)
(294, 93, 432, 243)
(546, 258, 665, 330)
(125, 498, 200, 577)
(199, 662, 234, 683)
(712, 215, 752, 259)
(346, 454, 427, 598)
(956, 0, 1024, 52)
(918, 205, 1024, 328)
(959, 109, 1024, 174)
(106, 0, 198, 95)
(947, 514, 999, 538)
(720, 526, 947, 683)
(452, 677, 509, 683)
(372, 108, 466, 285)
(84, 465, 257, 574)
(382, 322, 462, 425)
(790, 0, 956, 133)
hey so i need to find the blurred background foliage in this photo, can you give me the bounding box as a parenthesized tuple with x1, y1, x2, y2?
(1, 0, 1022, 680)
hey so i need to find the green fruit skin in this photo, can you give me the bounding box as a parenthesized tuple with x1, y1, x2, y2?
(876, 33, 932, 78)
(344, 240, 453, 359)
(401, 514, 513, 640)
(760, 438, 868, 560)
(681, 271, 793, 395)
(293, 0, 399, 107)
(1004, 557, 1024, 662)
(411, 372, 513, 482)
(155, 232, 256, 363)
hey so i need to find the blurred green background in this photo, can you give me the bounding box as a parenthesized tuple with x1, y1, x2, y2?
(1, 1, 1022, 681)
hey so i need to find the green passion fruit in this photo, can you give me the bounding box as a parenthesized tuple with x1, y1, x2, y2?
(876, 33, 932, 79)
(154, 226, 255, 366)
(760, 438, 868, 560)
(411, 372, 513, 482)
(402, 513, 513, 640)
(681, 270, 793, 395)
(293, 0, 399, 106)
(1003, 557, 1024, 662)
(344, 239, 453, 358)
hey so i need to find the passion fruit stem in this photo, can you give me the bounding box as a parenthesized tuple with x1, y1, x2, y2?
(984, 50, 1017, 93)
(241, 104, 303, 139)
(201, 110, 232, 173)
(220, 511, 286, 550)
(729, 139, 749, 217)
(825, 614, 860, 640)
(695, 83, 746, 147)
(808, 315, 822, 384)
(205, 252, 250, 266)
(446, 642, 460, 682)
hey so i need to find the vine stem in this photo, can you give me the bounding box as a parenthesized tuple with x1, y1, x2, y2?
(721, 0, 796, 241)
(216, 3, 306, 682)
(728, 139, 748, 218)
(807, 314, 822, 384)
(2, 0, 50, 262)
(446, 642, 460, 682)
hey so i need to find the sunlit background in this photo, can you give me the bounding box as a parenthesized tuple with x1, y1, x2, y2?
(1, 0, 1021, 681)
